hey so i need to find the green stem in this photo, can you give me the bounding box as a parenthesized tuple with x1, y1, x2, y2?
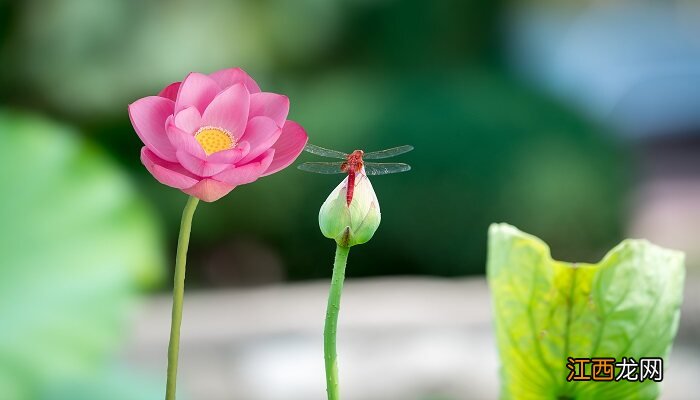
(324, 244, 350, 400)
(165, 196, 199, 400)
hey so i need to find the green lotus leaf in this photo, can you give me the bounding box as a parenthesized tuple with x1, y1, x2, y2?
(0, 110, 163, 399)
(487, 223, 685, 400)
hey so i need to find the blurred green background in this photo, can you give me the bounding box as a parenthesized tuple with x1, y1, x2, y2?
(0, 0, 632, 280)
(2, 0, 698, 398)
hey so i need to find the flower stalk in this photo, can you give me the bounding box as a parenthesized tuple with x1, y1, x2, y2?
(165, 195, 199, 400)
(324, 243, 350, 400)
(318, 171, 382, 400)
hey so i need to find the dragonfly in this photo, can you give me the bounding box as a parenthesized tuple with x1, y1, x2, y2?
(298, 143, 413, 205)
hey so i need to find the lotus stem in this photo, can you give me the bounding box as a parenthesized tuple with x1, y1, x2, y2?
(324, 244, 350, 400)
(165, 195, 199, 400)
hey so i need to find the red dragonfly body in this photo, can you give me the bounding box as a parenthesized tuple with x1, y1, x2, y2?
(298, 144, 413, 205)
(341, 150, 364, 205)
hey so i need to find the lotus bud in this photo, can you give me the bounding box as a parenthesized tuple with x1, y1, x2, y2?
(319, 170, 381, 247)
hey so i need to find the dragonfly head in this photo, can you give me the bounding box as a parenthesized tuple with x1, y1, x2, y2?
(346, 150, 365, 173)
(349, 149, 364, 160)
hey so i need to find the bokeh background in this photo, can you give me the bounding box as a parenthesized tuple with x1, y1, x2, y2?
(1, 0, 699, 399)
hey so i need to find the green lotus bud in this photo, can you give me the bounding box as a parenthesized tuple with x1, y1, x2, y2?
(319, 171, 381, 247)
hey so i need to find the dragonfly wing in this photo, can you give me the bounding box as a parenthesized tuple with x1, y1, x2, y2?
(297, 162, 345, 174)
(363, 145, 414, 159)
(303, 143, 348, 159)
(363, 162, 411, 175)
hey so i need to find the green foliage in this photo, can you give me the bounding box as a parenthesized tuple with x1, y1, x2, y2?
(0, 110, 164, 398)
(487, 223, 685, 400)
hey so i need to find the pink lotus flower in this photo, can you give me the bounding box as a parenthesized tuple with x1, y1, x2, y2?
(129, 68, 309, 202)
